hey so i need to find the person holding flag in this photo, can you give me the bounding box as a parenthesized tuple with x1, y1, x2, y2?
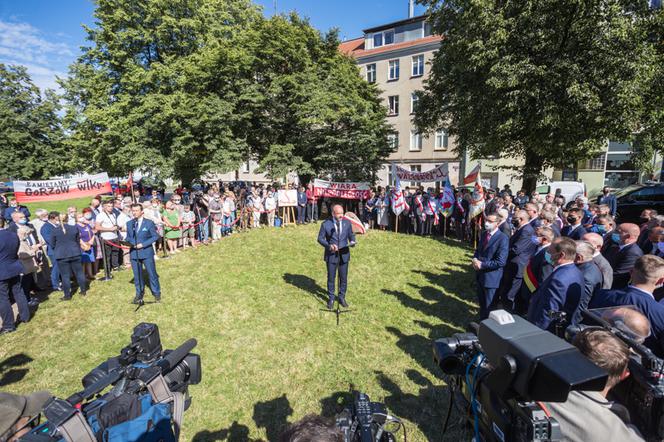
(439, 181, 455, 236)
(390, 164, 409, 233)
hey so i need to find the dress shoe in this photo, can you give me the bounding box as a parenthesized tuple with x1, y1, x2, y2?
(131, 297, 144, 305)
(0, 328, 15, 335)
(80, 291, 87, 297)
(153, 294, 161, 303)
(327, 300, 334, 310)
(339, 299, 349, 308)
(60, 296, 72, 301)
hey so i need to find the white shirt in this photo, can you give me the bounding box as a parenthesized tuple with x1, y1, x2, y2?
(96, 210, 119, 240)
(117, 212, 132, 240)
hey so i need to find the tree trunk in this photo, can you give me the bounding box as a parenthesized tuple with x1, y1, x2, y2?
(522, 148, 542, 193)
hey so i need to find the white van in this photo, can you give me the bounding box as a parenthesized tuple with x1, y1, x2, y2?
(536, 181, 586, 204)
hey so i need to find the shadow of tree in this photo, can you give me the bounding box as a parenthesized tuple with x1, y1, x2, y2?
(386, 324, 457, 375)
(192, 421, 256, 442)
(375, 369, 449, 442)
(252, 393, 293, 442)
(0, 353, 33, 387)
(283, 273, 327, 305)
(382, 288, 475, 323)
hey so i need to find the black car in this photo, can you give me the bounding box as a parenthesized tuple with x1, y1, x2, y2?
(615, 182, 664, 224)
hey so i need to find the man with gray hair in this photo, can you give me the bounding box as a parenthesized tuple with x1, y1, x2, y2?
(496, 208, 512, 237)
(582, 232, 613, 289)
(573, 240, 603, 324)
(30, 209, 48, 243)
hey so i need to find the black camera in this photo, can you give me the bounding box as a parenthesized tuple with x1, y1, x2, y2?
(433, 310, 607, 442)
(20, 323, 201, 442)
(335, 390, 404, 442)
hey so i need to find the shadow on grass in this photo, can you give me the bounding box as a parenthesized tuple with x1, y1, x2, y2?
(283, 273, 327, 305)
(192, 421, 255, 442)
(253, 394, 293, 442)
(0, 353, 33, 387)
(375, 369, 449, 442)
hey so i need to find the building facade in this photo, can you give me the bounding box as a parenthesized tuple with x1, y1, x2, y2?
(340, 15, 461, 187)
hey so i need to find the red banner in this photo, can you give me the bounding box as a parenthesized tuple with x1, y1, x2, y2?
(313, 179, 370, 200)
(13, 173, 112, 203)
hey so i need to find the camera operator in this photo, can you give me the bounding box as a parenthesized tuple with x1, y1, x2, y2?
(0, 391, 51, 442)
(544, 329, 643, 442)
(589, 255, 664, 356)
(279, 415, 343, 442)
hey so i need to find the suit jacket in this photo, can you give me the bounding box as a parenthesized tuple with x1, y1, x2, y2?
(550, 222, 561, 238)
(0, 230, 25, 280)
(601, 230, 617, 254)
(41, 222, 57, 255)
(637, 229, 652, 254)
(125, 218, 160, 259)
(530, 247, 554, 286)
(597, 194, 617, 216)
(474, 230, 509, 289)
(604, 243, 644, 289)
(50, 224, 82, 260)
(561, 224, 587, 240)
(590, 286, 664, 357)
(592, 253, 613, 290)
(527, 263, 584, 330)
(498, 221, 512, 238)
(7, 222, 39, 244)
(504, 224, 537, 282)
(317, 218, 356, 264)
(574, 261, 603, 324)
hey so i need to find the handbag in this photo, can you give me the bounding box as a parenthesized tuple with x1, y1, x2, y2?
(81, 240, 92, 252)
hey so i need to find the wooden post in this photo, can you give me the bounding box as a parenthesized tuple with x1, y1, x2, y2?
(443, 216, 446, 238)
(395, 214, 399, 233)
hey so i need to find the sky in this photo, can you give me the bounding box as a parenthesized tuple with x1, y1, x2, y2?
(0, 0, 427, 92)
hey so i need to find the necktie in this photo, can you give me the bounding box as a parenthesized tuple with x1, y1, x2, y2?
(337, 221, 342, 247)
(483, 231, 490, 249)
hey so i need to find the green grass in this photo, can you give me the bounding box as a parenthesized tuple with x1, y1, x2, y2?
(0, 223, 476, 441)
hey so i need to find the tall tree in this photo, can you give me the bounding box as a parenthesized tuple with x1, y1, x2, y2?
(415, 0, 659, 190)
(0, 64, 65, 179)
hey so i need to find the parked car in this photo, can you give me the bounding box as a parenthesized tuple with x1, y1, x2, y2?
(537, 181, 586, 205)
(614, 182, 664, 224)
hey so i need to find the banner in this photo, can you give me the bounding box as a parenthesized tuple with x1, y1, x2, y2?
(277, 189, 297, 207)
(390, 164, 408, 216)
(13, 173, 112, 203)
(313, 179, 370, 200)
(439, 181, 455, 218)
(467, 165, 485, 218)
(393, 163, 450, 183)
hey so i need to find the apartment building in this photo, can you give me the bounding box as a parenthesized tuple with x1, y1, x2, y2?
(340, 13, 460, 187)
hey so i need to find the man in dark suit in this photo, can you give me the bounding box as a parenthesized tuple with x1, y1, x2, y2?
(0, 229, 30, 334)
(527, 237, 584, 331)
(496, 209, 537, 310)
(572, 240, 603, 324)
(472, 213, 508, 319)
(50, 220, 88, 300)
(296, 186, 307, 225)
(497, 209, 512, 238)
(597, 186, 617, 216)
(126, 204, 161, 304)
(583, 232, 613, 289)
(317, 204, 356, 309)
(2, 198, 30, 223)
(539, 210, 561, 237)
(40, 211, 61, 291)
(524, 203, 541, 229)
(514, 226, 555, 315)
(604, 223, 644, 289)
(590, 255, 664, 357)
(561, 208, 587, 240)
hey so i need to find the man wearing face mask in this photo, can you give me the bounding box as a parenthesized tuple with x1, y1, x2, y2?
(40, 212, 62, 292)
(597, 186, 617, 216)
(590, 255, 664, 357)
(495, 209, 538, 311)
(603, 223, 644, 289)
(2, 198, 30, 224)
(527, 237, 584, 330)
(515, 226, 555, 315)
(638, 215, 663, 254)
(472, 213, 508, 319)
(582, 232, 613, 289)
(562, 208, 587, 240)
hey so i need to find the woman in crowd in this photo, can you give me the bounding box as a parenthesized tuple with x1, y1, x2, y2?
(144, 199, 165, 255)
(376, 190, 390, 230)
(163, 200, 182, 254)
(50, 214, 87, 300)
(265, 190, 277, 227)
(77, 209, 97, 280)
(209, 193, 223, 240)
(364, 190, 376, 229)
(17, 225, 40, 306)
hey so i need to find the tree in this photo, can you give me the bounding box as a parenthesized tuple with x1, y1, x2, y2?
(415, 0, 659, 190)
(0, 64, 66, 179)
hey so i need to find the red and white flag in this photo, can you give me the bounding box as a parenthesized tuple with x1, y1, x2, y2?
(390, 164, 409, 216)
(467, 165, 485, 218)
(464, 164, 481, 186)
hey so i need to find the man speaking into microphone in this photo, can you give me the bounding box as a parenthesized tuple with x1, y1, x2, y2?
(125, 203, 161, 305)
(318, 204, 356, 310)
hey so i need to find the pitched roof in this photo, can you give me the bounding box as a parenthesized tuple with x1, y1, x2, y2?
(339, 35, 442, 59)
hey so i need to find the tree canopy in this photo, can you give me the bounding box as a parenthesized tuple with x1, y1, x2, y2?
(0, 64, 66, 179)
(59, 0, 391, 184)
(415, 0, 662, 190)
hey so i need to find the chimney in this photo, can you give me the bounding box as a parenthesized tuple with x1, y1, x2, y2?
(408, 0, 415, 18)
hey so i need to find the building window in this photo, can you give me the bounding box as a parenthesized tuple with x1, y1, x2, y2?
(410, 93, 419, 113)
(412, 55, 424, 77)
(410, 130, 422, 151)
(388, 95, 399, 116)
(388, 133, 399, 152)
(388, 59, 400, 81)
(410, 165, 421, 186)
(580, 153, 606, 170)
(366, 64, 376, 83)
(435, 129, 448, 150)
(242, 161, 250, 173)
(370, 29, 395, 48)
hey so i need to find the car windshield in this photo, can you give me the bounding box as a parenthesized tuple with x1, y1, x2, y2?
(614, 184, 643, 198)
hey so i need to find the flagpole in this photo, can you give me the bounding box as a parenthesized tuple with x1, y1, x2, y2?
(395, 214, 399, 233)
(443, 215, 446, 238)
(474, 217, 478, 249)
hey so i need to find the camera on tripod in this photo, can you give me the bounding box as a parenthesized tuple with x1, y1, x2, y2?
(20, 323, 201, 442)
(335, 390, 404, 442)
(433, 310, 607, 442)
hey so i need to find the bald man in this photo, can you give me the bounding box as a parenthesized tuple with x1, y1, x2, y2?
(602, 306, 651, 344)
(583, 233, 613, 289)
(317, 204, 356, 309)
(603, 223, 644, 289)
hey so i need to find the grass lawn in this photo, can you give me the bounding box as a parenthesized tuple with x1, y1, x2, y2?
(0, 223, 476, 441)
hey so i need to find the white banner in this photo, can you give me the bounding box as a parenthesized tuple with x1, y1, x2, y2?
(393, 163, 459, 183)
(313, 179, 371, 200)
